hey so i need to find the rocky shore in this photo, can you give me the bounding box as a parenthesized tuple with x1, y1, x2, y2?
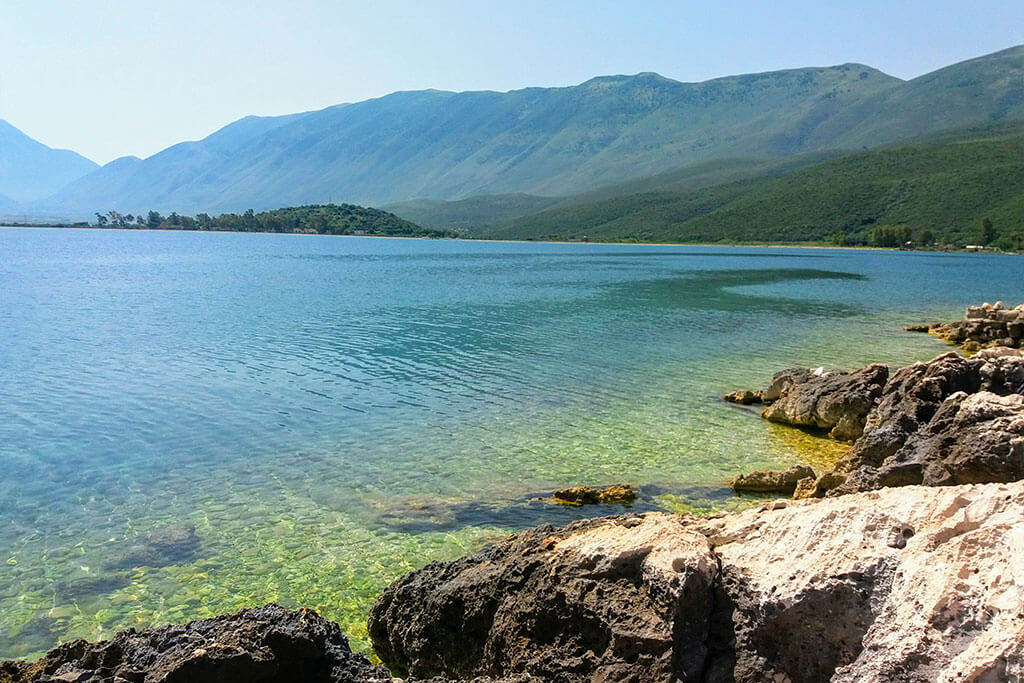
(725, 346, 1024, 500)
(4, 338, 1023, 681)
(906, 302, 1024, 352)
(370, 482, 1024, 682)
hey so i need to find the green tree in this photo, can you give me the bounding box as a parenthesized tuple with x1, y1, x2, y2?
(869, 225, 911, 248)
(242, 208, 257, 231)
(194, 213, 214, 230)
(147, 211, 163, 228)
(94, 212, 108, 228)
(979, 217, 996, 245)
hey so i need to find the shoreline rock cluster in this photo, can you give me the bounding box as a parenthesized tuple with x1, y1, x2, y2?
(906, 301, 1024, 352)
(8, 482, 1022, 682)
(726, 346, 1024, 500)
(724, 363, 888, 442)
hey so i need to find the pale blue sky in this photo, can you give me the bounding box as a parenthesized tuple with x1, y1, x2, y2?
(2, 0, 1022, 164)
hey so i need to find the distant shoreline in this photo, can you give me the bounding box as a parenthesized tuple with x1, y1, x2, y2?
(3, 224, 1017, 254)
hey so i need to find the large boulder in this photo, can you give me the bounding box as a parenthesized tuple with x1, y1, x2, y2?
(814, 348, 1024, 496)
(371, 483, 1024, 683)
(758, 364, 889, 441)
(0, 605, 390, 683)
(368, 514, 718, 682)
(700, 481, 1024, 683)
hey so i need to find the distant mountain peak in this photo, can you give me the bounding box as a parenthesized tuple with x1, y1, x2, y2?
(0, 119, 97, 203)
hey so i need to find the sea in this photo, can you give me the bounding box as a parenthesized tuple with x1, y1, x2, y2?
(1, 227, 1021, 657)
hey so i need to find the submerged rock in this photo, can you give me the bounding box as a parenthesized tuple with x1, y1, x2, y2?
(722, 389, 762, 405)
(371, 482, 1024, 683)
(813, 348, 1024, 496)
(0, 604, 390, 683)
(105, 524, 201, 570)
(551, 484, 637, 505)
(368, 514, 717, 682)
(728, 465, 816, 494)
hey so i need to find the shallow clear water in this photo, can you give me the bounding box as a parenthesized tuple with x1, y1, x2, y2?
(0, 228, 1021, 658)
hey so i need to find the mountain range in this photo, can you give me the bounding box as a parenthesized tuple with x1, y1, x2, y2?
(2, 45, 1023, 232)
(0, 119, 97, 204)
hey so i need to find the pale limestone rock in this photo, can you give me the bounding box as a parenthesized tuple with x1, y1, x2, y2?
(702, 482, 1024, 682)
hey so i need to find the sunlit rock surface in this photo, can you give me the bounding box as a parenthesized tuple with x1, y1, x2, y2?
(815, 348, 1024, 496)
(371, 483, 1024, 682)
(369, 513, 717, 682)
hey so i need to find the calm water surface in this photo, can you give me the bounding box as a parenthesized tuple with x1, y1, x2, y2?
(1, 228, 1021, 657)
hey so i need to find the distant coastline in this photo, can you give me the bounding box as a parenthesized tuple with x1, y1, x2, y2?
(4, 223, 1018, 254)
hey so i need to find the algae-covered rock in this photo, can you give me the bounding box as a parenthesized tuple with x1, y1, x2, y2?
(722, 389, 762, 405)
(551, 484, 636, 505)
(728, 465, 816, 494)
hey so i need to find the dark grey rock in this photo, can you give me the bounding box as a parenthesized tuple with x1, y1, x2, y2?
(0, 605, 390, 683)
(813, 348, 1024, 496)
(368, 514, 716, 682)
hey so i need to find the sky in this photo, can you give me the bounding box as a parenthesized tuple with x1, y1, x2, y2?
(2, 0, 1022, 165)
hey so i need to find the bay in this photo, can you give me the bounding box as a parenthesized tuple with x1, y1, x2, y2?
(0, 227, 1020, 657)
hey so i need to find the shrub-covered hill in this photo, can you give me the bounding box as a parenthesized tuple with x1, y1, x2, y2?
(486, 123, 1024, 248)
(96, 203, 458, 238)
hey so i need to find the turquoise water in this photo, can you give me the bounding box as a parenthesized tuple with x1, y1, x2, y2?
(1, 227, 1021, 658)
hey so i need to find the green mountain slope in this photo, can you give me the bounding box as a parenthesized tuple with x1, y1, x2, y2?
(0, 120, 97, 202)
(383, 194, 560, 230)
(487, 123, 1024, 246)
(41, 65, 902, 214)
(34, 45, 1024, 217)
(418, 152, 842, 235)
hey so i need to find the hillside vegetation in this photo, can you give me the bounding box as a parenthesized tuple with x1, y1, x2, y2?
(397, 152, 844, 232)
(485, 123, 1024, 249)
(384, 194, 559, 230)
